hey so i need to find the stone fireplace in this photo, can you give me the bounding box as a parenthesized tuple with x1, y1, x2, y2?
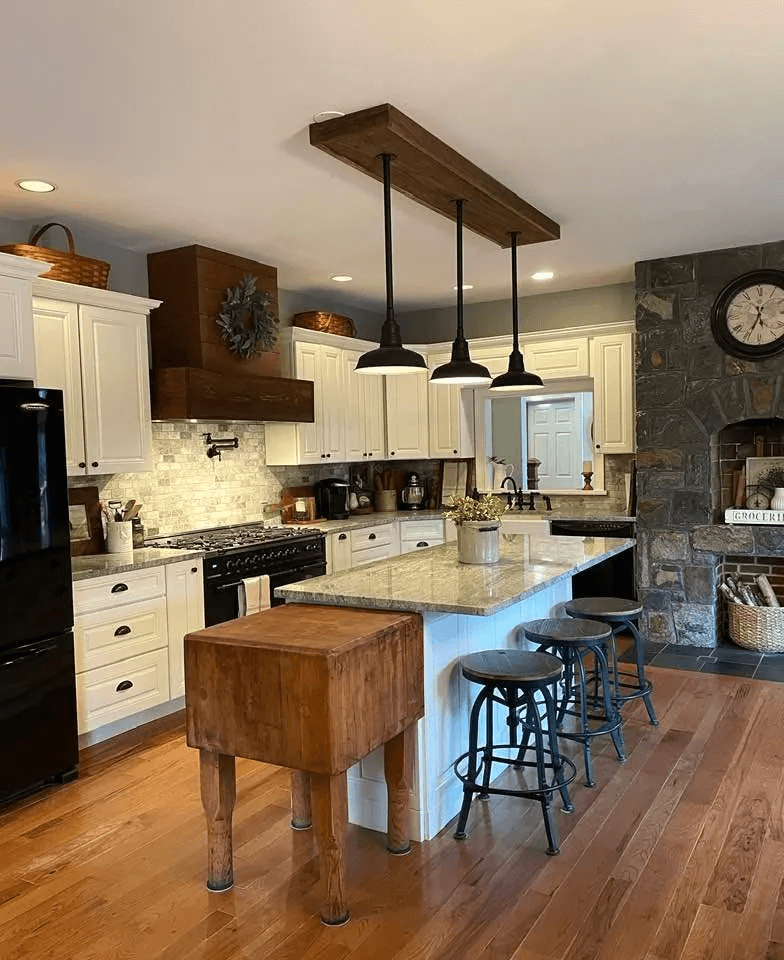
(636, 239, 784, 647)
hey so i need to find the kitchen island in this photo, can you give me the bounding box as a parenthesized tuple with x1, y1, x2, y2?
(278, 531, 634, 841)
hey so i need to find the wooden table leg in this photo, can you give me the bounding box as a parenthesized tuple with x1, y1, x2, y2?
(199, 749, 236, 892)
(310, 771, 349, 925)
(290, 770, 312, 830)
(384, 725, 413, 854)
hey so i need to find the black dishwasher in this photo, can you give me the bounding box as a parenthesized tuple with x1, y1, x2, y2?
(549, 519, 636, 600)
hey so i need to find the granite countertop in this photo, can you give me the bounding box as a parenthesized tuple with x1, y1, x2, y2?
(277, 532, 635, 617)
(289, 510, 447, 535)
(71, 547, 205, 582)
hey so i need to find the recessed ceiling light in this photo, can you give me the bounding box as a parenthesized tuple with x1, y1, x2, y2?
(453, 284, 474, 291)
(531, 271, 554, 281)
(313, 111, 346, 123)
(330, 275, 353, 282)
(16, 179, 56, 193)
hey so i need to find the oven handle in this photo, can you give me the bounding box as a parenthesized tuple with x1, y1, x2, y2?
(214, 565, 326, 591)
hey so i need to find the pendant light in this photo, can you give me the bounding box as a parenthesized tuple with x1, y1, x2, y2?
(430, 199, 491, 386)
(489, 231, 544, 392)
(355, 153, 427, 375)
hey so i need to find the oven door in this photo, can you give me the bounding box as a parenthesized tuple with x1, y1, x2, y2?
(204, 561, 327, 626)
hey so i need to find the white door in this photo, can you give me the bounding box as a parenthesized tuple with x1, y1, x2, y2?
(386, 372, 429, 459)
(362, 374, 385, 460)
(344, 350, 366, 461)
(590, 333, 634, 454)
(527, 398, 580, 488)
(78, 306, 153, 474)
(319, 344, 346, 462)
(33, 298, 87, 476)
(165, 561, 205, 699)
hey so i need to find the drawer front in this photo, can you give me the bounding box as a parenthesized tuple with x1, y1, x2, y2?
(74, 597, 168, 673)
(400, 537, 443, 555)
(73, 566, 166, 615)
(399, 520, 444, 541)
(75, 648, 170, 734)
(349, 523, 394, 551)
(351, 543, 398, 566)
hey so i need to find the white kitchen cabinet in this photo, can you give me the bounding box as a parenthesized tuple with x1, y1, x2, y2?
(399, 518, 444, 554)
(32, 281, 159, 476)
(590, 332, 634, 454)
(164, 560, 205, 699)
(427, 354, 475, 459)
(326, 531, 352, 574)
(385, 372, 429, 460)
(344, 349, 385, 461)
(523, 336, 589, 379)
(0, 253, 50, 381)
(265, 337, 346, 465)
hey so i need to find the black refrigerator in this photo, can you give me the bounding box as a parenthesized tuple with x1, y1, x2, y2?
(0, 384, 78, 801)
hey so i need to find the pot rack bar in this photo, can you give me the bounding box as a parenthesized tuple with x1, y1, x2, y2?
(309, 103, 560, 248)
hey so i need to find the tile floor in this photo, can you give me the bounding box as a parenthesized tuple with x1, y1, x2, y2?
(619, 638, 784, 682)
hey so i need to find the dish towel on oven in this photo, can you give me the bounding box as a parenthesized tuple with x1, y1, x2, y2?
(238, 575, 271, 617)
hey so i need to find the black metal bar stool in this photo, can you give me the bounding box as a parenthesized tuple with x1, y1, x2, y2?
(453, 649, 576, 855)
(520, 618, 626, 788)
(564, 598, 657, 726)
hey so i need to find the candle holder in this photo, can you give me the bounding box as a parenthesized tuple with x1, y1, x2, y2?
(581, 471, 593, 491)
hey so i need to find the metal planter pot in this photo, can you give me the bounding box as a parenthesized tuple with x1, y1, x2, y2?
(456, 520, 501, 564)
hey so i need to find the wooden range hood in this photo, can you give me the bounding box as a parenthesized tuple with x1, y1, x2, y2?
(147, 245, 314, 423)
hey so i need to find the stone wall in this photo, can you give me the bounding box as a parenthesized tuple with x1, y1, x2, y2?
(636, 239, 784, 646)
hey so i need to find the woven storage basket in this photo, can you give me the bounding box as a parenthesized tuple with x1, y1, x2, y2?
(0, 222, 110, 289)
(728, 602, 784, 653)
(292, 310, 355, 338)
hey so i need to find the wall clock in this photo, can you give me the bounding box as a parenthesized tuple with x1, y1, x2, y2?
(711, 269, 784, 360)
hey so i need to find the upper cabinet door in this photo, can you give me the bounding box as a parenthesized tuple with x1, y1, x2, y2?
(319, 344, 346, 461)
(428, 354, 475, 459)
(524, 337, 589, 379)
(590, 333, 634, 454)
(344, 350, 366, 461)
(0, 275, 36, 381)
(362, 372, 385, 460)
(78, 306, 153, 474)
(293, 341, 322, 462)
(32, 299, 87, 476)
(385, 372, 429, 459)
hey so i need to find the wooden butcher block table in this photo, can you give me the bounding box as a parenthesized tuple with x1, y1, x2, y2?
(185, 603, 424, 925)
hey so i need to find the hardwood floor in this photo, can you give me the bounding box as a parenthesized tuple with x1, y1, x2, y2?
(3, 666, 784, 959)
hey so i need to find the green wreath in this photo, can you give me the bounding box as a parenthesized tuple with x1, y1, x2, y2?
(216, 274, 278, 359)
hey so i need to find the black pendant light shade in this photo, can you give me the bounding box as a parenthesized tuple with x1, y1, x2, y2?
(489, 232, 544, 393)
(355, 154, 427, 375)
(430, 199, 491, 386)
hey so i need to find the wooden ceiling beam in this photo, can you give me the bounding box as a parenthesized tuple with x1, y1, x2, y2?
(309, 103, 560, 249)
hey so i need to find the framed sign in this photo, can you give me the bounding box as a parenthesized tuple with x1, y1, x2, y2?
(68, 486, 105, 556)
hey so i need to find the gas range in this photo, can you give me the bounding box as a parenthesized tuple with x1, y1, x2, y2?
(146, 522, 327, 623)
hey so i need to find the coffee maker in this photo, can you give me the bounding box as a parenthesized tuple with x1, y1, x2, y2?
(314, 478, 350, 520)
(401, 472, 425, 510)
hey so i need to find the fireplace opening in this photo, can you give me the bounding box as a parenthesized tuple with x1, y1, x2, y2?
(712, 417, 784, 519)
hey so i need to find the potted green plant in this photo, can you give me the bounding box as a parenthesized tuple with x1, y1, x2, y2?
(443, 494, 507, 564)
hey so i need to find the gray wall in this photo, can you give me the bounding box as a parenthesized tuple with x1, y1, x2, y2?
(400, 283, 635, 342)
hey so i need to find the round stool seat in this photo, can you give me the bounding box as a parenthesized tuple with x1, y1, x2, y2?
(523, 617, 612, 646)
(565, 597, 643, 621)
(461, 649, 563, 686)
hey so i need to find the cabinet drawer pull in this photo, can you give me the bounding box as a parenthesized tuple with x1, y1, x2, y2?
(111, 583, 128, 593)
(417, 541, 429, 548)
(114, 625, 131, 637)
(368, 533, 376, 540)
(338, 533, 347, 541)
(116, 680, 133, 692)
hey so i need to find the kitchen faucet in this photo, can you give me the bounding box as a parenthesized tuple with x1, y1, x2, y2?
(500, 476, 526, 511)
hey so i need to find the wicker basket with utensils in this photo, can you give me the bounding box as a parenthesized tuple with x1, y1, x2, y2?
(0, 222, 110, 288)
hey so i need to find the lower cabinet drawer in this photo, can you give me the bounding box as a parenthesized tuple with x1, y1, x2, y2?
(74, 597, 168, 672)
(400, 520, 444, 542)
(349, 523, 394, 550)
(400, 537, 444, 554)
(73, 566, 166, 615)
(76, 648, 170, 734)
(351, 543, 398, 566)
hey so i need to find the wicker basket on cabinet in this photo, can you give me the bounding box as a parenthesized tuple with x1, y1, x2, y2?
(292, 311, 355, 338)
(0, 222, 110, 288)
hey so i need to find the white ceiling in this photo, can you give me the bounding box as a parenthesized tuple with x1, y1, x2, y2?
(2, 0, 784, 310)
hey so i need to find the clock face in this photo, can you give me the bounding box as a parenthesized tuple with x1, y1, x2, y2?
(746, 490, 770, 510)
(712, 270, 784, 359)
